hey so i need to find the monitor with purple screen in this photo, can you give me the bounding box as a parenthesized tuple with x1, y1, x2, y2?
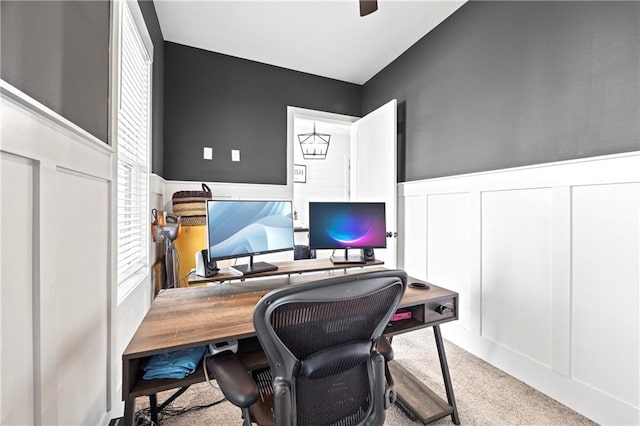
(308, 202, 386, 264)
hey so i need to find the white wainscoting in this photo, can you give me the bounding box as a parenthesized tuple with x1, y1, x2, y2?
(162, 180, 292, 210)
(1, 152, 35, 425)
(107, 174, 162, 417)
(0, 81, 116, 425)
(398, 152, 639, 425)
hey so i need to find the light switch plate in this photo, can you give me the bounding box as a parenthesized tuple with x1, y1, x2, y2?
(203, 147, 213, 160)
(232, 149, 240, 162)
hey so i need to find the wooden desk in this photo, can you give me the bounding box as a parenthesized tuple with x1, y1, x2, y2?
(123, 267, 459, 425)
(187, 258, 384, 285)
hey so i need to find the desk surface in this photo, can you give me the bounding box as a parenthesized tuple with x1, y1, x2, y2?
(188, 258, 384, 285)
(124, 267, 457, 361)
(122, 265, 460, 425)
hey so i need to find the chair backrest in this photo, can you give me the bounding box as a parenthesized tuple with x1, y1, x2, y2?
(253, 269, 407, 426)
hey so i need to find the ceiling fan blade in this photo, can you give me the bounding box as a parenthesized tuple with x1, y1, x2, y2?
(359, 0, 378, 17)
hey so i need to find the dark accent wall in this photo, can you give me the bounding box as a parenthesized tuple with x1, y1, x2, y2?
(363, 1, 640, 182)
(1, 0, 110, 143)
(138, 0, 165, 176)
(0, 0, 164, 164)
(163, 42, 362, 184)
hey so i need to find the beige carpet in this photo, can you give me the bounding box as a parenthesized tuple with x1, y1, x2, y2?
(132, 328, 596, 425)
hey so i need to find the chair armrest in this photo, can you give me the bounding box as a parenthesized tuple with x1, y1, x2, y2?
(206, 351, 259, 408)
(377, 336, 394, 362)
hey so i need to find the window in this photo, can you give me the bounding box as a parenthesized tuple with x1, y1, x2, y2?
(115, 0, 152, 298)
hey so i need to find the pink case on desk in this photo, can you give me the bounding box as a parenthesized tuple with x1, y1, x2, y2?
(391, 311, 412, 321)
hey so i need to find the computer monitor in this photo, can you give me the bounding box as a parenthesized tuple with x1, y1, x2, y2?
(206, 200, 295, 275)
(308, 202, 387, 264)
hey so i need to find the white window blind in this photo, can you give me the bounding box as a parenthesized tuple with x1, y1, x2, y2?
(117, 2, 151, 289)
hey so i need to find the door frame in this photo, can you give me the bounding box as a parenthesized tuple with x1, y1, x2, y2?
(286, 106, 359, 200)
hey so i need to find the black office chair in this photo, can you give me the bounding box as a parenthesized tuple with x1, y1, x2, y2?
(208, 269, 408, 426)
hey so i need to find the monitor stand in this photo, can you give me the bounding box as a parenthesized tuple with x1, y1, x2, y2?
(330, 248, 366, 265)
(231, 256, 278, 276)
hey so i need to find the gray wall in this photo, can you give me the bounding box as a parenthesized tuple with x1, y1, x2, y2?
(138, 0, 165, 176)
(6, 1, 635, 184)
(1, 0, 110, 143)
(1, 0, 165, 176)
(163, 42, 362, 185)
(363, 1, 640, 182)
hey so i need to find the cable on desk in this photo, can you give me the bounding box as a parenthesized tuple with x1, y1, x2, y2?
(175, 267, 193, 288)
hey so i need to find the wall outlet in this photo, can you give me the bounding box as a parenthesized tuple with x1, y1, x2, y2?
(203, 147, 213, 160)
(232, 149, 240, 162)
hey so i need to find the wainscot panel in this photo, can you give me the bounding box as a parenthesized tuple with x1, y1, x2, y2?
(398, 152, 640, 425)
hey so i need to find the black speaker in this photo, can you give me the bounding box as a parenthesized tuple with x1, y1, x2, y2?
(195, 249, 219, 277)
(361, 248, 375, 261)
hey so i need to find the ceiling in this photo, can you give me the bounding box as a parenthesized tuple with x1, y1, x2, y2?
(153, 0, 466, 85)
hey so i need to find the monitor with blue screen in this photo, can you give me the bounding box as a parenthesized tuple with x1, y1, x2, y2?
(206, 200, 294, 275)
(308, 202, 386, 264)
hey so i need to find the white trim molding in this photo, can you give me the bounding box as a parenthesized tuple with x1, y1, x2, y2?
(0, 80, 112, 163)
(398, 151, 640, 425)
(1, 80, 113, 425)
(161, 179, 293, 212)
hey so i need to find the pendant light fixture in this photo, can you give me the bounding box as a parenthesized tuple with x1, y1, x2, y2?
(297, 122, 331, 160)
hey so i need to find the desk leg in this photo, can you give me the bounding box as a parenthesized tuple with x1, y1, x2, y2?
(123, 396, 135, 426)
(149, 394, 159, 425)
(433, 325, 460, 425)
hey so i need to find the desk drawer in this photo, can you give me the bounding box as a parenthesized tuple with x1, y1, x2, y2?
(423, 297, 457, 325)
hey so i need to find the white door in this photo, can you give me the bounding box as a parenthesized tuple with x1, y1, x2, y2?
(350, 99, 397, 268)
